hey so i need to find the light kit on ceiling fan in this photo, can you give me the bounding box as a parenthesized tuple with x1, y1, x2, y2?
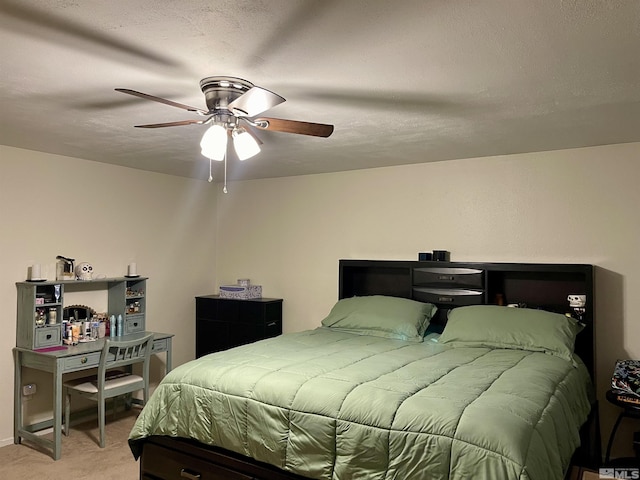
(116, 76, 334, 192)
(199, 123, 227, 161)
(232, 127, 260, 160)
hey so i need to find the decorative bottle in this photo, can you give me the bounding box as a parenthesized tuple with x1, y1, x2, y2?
(110, 315, 116, 338)
(117, 314, 123, 336)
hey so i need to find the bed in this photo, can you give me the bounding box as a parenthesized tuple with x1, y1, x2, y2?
(129, 260, 599, 480)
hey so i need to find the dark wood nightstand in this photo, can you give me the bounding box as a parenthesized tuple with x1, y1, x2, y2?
(605, 389, 640, 465)
(195, 295, 283, 358)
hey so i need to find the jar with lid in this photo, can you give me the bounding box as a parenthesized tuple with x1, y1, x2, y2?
(48, 308, 57, 324)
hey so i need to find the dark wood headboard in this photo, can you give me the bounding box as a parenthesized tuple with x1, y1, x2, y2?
(338, 259, 595, 379)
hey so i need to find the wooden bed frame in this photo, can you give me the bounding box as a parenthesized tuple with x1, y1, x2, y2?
(137, 260, 599, 479)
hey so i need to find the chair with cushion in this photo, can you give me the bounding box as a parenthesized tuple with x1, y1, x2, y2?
(63, 334, 154, 447)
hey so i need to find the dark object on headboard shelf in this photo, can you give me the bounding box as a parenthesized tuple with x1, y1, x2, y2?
(418, 252, 432, 261)
(338, 259, 595, 380)
(432, 250, 450, 261)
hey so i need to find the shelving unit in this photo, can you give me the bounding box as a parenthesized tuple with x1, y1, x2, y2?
(17, 283, 63, 349)
(109, 277, 147, 335)
(16, 277, 147, 349)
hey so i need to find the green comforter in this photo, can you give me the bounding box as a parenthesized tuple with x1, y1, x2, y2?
(129, 328, 593, 480)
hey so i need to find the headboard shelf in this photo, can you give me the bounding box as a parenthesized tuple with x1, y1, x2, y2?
(339, 259, 595, 378)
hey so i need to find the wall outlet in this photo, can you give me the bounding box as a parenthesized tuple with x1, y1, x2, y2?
(23, 383, 37, 396)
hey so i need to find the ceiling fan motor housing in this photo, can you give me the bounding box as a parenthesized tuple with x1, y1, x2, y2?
(199, 76, 253, 113)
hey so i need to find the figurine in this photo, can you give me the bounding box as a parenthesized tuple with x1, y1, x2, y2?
(75, 262, 93, 281)
(567, 294, 587, 321)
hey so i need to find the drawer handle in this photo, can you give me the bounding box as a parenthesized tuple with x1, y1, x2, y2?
(46, 334, 52, 340)
(438, 296, 455, 303)
(437, 275, 454, 281)
(133, 322, 138, 327)
(267, 322, 276, 327)
(180, 469, 201, 480)
(81, 357, 88, 364)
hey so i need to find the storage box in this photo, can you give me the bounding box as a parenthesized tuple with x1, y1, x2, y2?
(219, 284, 262, 299)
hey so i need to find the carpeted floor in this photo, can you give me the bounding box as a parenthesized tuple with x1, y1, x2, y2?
(0, 409, 140, 480)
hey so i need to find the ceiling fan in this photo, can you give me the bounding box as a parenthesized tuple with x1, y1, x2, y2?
(116, 76, 333, 193)
(116, 76, 333, 191)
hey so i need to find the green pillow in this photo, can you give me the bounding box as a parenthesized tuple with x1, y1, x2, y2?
(439, 305, 583, 363)
(321, 295, 437, 342)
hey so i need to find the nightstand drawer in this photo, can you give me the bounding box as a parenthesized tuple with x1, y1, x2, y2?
(63, 352, 101, 372)
(265, 319, 282, 338)
(413, 287, 484, 306)
(238, 301, 282, 325)
(413, 267, 484, 288)
(34, 325, 62, 348)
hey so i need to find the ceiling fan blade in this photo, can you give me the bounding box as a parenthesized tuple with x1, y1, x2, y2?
(252, 117, 334, 137)
(115, 88, 208, 115)
(228, 86, 285, 117)
(134, 119, 206, 128)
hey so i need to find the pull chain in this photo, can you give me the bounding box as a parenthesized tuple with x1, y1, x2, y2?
(223, 152, 228, 193)
(205, 136, 228, 193)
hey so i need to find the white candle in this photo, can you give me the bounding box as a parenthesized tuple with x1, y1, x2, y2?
(31, 264, 41, 280)
(128, 263, 137, 276)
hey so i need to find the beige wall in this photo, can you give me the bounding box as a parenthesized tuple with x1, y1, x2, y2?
(0, 146, 217, 444)
(2, 141, 639, 456)
(215, 142, 640, 456)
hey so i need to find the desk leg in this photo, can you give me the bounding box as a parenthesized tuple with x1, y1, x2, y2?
(14, 350, 22, 445)
(52, 364, 62, 460)
(166, 337, 172, 373)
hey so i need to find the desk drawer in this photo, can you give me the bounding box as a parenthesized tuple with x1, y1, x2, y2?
(34, 326, 62, 348)
(152, 338, 168, 353)
(413, 267, 484, 288)
(413, 287, 484, 306)
(62, 352, 101, 372)
(125, 315, 145, 334)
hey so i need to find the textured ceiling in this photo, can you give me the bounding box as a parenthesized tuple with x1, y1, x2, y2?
(1, 0, 639, 182)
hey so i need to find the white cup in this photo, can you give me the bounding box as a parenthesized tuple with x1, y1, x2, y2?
(31, 264, 41, 280)
(128, 263, 137, 276)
